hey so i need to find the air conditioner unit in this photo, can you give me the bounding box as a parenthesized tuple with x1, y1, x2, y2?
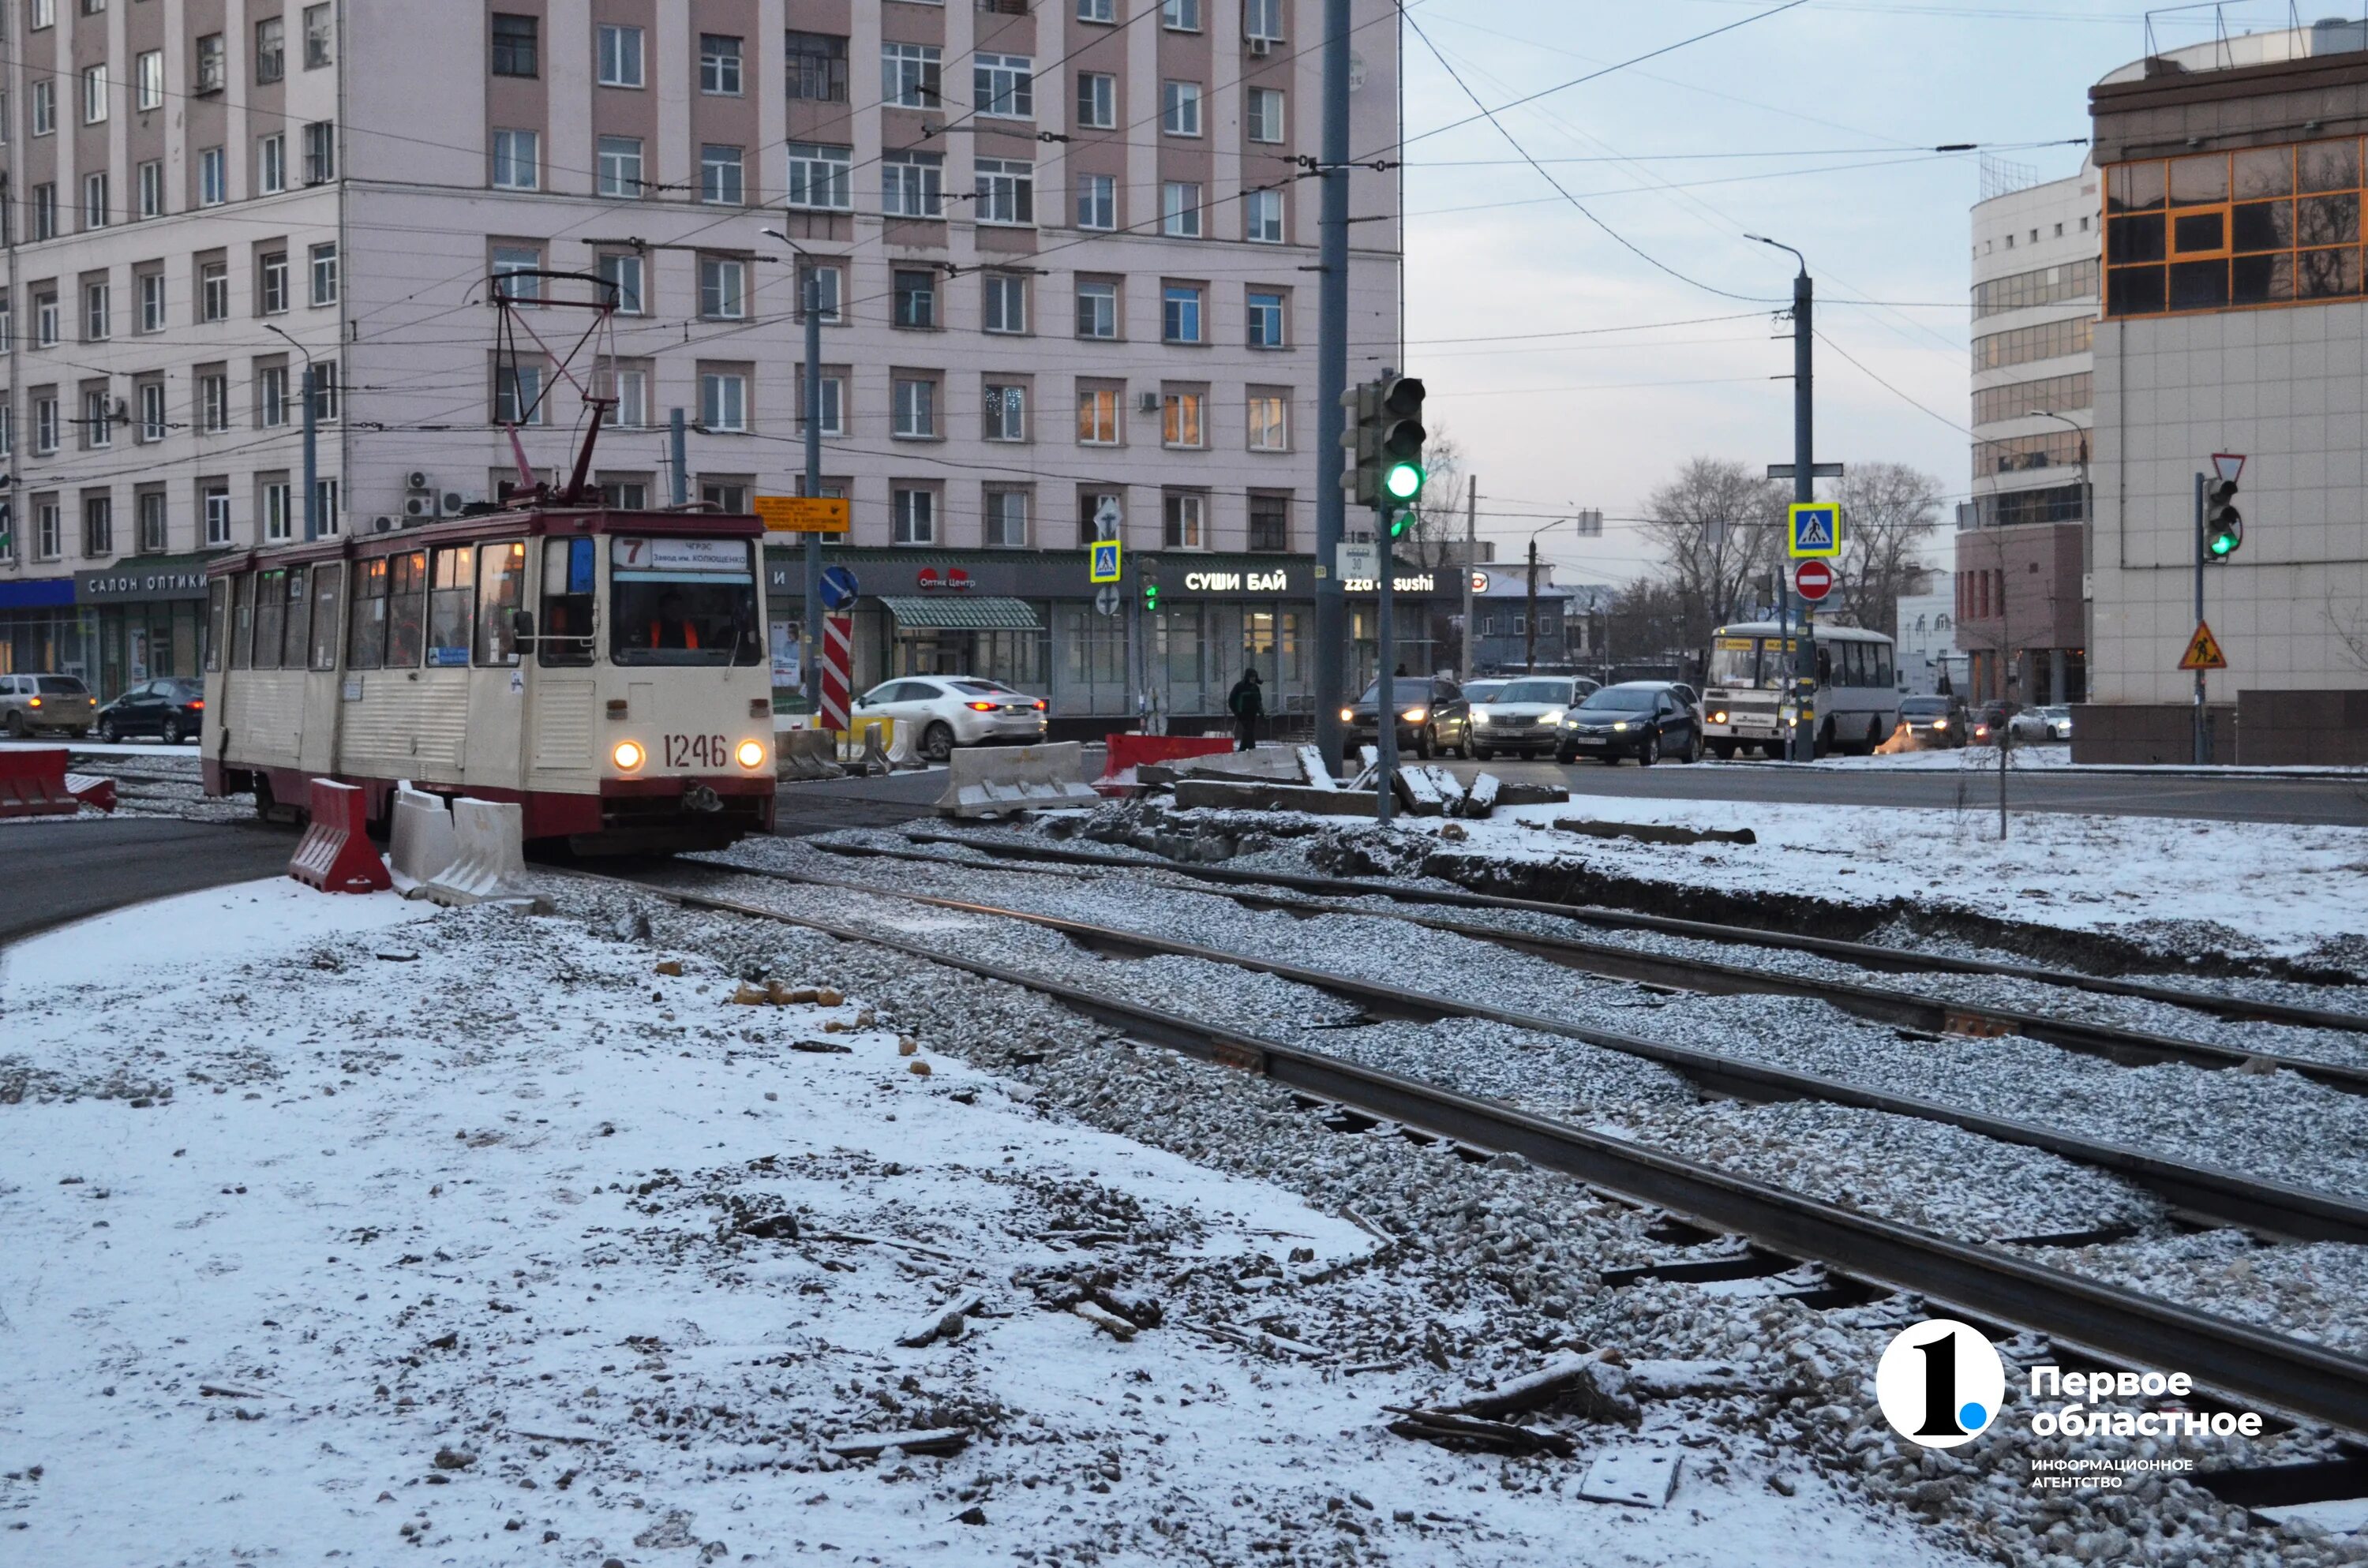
(1137, 391, 1160, 414)
(404, 470, 433, 492)
(371, 515, 395, 533)
(1248, 36, 1273, 55)
(439, 490, 467, 516)
(403, 495, 434, 518)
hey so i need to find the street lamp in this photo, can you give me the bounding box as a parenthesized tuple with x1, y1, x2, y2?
(2028, 407, 2092, 710)
(760, 226, 829, 724)
(264, 323, 320, 542)
(1521, 513, 1571, 674)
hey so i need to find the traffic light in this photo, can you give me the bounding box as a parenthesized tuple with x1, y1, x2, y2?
(1338, 381, 1381, 507)
(2205, 477, 2242, 561)
(1141, 560, 1160, 612)
(1377, 376, 1427, 533)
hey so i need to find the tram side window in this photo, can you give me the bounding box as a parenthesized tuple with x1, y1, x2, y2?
(279, 566, 313, 670)
(427, 547, 475, 667)
(205, 579, 229, 672)
(230, 574, 255, 669)
(539, 537, 596, 668)
(387, 549, 429, 668)
(349, 556, 388, 670)
(475, 541, 527, 667)
(309, 563, 343, 669)
(253, 570, 287, 670)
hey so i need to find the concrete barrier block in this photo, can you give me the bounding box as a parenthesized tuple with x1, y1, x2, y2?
(415, 797, 530, 906)
(935, 741, 1099, 818)
(388, 784, 461, 897)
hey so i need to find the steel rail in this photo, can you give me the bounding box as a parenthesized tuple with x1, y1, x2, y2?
(802, 839, 2368, 1095)
(591, 870, 2368, 1436)
(893, 830, 2368, 1036)
(695, 860, 2368, 1247)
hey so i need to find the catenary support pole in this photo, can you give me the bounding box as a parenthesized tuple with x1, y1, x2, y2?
(1313, 0, 1352, 773)
(669, 408, 688, 507)
(804, 271, 826, 720)
(1460, 478, 1477, 679)
(1790, 266, 1815, 761)
(2194, 470, 2208, 765)
(301, 364, 319, 542)
(1375, 503, 1396, 823)
(1525, 536, 1540, 673)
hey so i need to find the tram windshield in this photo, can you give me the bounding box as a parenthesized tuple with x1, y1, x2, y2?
(609, 537, 762, 667)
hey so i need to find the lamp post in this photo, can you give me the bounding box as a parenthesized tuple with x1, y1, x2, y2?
(2027, 408, 2090, 709)
(761, 227, 828, 724)
(1522, 514, 1570, 674)
(264, 324, 318, 542)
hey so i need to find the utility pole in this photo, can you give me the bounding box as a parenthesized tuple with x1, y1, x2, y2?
(265, 324, 317, 541)
(669, 408, 688, 506)
(802, 267, 825, 720)
(1751, 234, 1815, 762)
(1313, 0, 1351, 773)
(1525, 536, 1539, 673)
(1375, 500, 1396, 824)
(1459, 479, 1476, 680)
(2193, 470, 2208, 765)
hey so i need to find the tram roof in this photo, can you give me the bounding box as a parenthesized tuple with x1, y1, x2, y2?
(207, 505, 765, 577)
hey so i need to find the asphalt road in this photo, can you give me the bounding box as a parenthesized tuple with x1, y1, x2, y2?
(0, 818, 294, 947)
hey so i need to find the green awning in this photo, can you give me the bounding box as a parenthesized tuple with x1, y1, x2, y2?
(879, 595, 1043, 631)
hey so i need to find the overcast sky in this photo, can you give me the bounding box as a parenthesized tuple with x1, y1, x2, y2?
(1396, 0, 2256, 588)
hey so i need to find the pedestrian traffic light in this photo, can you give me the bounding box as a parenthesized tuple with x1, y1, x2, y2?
(1338, 380, 1381, 507)
(1377, 376, 1427, 533)
(2205, 477, 2242, 561)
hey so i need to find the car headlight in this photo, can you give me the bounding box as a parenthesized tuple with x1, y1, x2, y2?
(613, 739, 646, 771)
(1610, 721, 1629, 732)
(1711, 710, 1728, 724)
(736, 739, 766, 769)
(1471, 709, 1488, 724)
(1339, 707, 1355, 724)
(1540, 709, 1564, 726)
(1402, 707, 1428, 724)
(1931, 717, 1948, 730)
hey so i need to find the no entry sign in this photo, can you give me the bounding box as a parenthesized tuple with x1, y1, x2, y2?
(1794, 559, 1836, 602)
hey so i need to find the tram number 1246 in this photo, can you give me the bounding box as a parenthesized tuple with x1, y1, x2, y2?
(663, 733, 733, 769)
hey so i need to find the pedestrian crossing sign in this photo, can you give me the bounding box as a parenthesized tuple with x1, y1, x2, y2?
(1088, 539, 1123, 584)
(1787, 502, 1842, 559)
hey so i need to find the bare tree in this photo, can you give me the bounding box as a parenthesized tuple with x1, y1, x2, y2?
(1639, 457, 1788, 648)
(1830, 462, 1944, 637)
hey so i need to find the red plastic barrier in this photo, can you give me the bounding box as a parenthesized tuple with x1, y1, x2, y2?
(0, 747, 78, 818)
(1095, 733, 1238, 796)
(64, 773, 118, 814)
(289, 778, 392, 893)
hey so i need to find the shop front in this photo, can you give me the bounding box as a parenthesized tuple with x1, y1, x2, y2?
(0, 576, 81, 682)
(73, 553, 218, 700)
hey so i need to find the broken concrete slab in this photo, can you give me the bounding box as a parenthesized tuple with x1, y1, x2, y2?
(1172, 780, 1381, 817)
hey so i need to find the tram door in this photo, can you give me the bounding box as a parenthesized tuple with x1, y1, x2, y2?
(462, 541, 532, 791)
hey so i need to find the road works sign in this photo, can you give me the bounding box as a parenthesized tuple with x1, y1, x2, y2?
(1787, 502, 1842, 559)
(1088, 539, 1123, 584)
(2179, 619, 2228, 672)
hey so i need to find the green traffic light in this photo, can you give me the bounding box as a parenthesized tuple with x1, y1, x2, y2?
(1382, 461, 1425, 503)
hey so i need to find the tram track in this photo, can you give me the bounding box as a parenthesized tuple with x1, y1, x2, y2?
(563, 861, 2368, 1436)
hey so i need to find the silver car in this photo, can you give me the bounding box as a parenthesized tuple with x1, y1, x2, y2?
(2008, 704, 2074, 743)
(852, 675, 1049, 762)
(1471, 675, 1596, 761)
(1, 673, 97, 738)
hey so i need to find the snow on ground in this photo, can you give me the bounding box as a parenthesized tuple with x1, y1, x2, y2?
(0, 881, 1983, 1567)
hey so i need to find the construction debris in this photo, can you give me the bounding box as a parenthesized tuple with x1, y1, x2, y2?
(1552, 818, 1757, 847)
(1384, 1405, 1575, 1458)
(822, 1427, 972, 1460)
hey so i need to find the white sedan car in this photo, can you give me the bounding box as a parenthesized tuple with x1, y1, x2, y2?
(852, 675, 1048, 761)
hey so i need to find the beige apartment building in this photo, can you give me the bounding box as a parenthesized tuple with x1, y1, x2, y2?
(0, 0, 1403, 724)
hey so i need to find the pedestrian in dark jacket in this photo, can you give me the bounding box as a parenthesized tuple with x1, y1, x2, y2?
(1227, 668, 1265, 751)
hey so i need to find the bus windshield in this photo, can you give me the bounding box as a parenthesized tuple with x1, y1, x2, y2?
(609, 537, 763, 667)
(1707, 637, 1763, 690)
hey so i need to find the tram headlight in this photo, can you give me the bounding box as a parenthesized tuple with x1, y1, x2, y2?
(736, 739, 766, 769)
(613, 739, 646, 772)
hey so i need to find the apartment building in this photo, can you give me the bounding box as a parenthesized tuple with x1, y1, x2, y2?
(0, 0, 1403, 720)
(1959, 159, 2098, 706)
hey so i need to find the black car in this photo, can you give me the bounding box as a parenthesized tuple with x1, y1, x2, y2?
(1555, 681, 1702, 765)
(1898, 694, 1967, 748)
(1970, 699, 2020, 747)
(96, 677, 204, 743)
(1342, 676, 1471, 760)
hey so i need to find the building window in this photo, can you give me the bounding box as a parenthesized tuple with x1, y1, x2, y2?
(1971, 372, 2091, 427)
(34, 499, 60, 560)
(1247, 87, 1285, 144)
(984, 384, 1026, 443)
(1248, 290, 1287, 348)
(254, 19, 283, 84)
(193, 36, 224, 94)
(311, 243, 339, 306)
(139, 380, 165, 441)
(199, 149, 226, 207)
(30, 81, 52, 137)
(884, 152, 945, 218)
(984, 490, 1029, 547)
(35, 293, 58, 346)
(490, 13, 538, 77)
(894, 269, 938, 329)
(787, 31, 849, 102)
(698, 480, 750, 514)
(312, 361, 339, 422)
(1077, 279, 1118, 339)
(137, 161, 163, 220)
(1162, 81, 1202, 137)
(203, 484, 231, 546)
(492, 245, 541, 304)
(33, 396, 58, 455)
(983, 274, 1027, 335)
(797, 262, 843, 322)
(975, 158, 1034, 226)
(597, 252, 644, 315)
(1163, 182, 1203, 238)
(84, 496, 113, 558)
(84, 387, 113, 449)
(882, 43, 942, 108)
(200, 262, 229, 323)
(494, 363, 545, 425)
(314, 478, 341, 537)
(699, 145, 744, 206)
(1246, 0, 1285, 40)
(82, 282, 108, 341)
(604, 362, 650, 428)
(1163, 391, 1205, 448)
(79, 62, 106, 125)
(976, 53, 1034, 119)
(260, 252, 290, 315)
(200, 372, 230, 432)
(1077, 385, 1120, 445)
(259, 133, 287, 195)
(1162, 284, 1204, 344)
(29, 0, 51, 25)
(302, 122, 335, 183)
(699, 371, 747, 432)
(140, 271, 165, 331)
(82, 173, 108, 230)
(787, 143, 852, 210)
(1245, 188, 1284, 244)
(492, 129, 540, 190)
(1249, 494, 1289, 552)
(599, 478, 650, 511)
(0, 406, 12, 460)
(893, 488, 935, 544)
(1971, 315, 2094, 372)
(801, 374, 845, 436)
(700, 34, 744, 95)
(262, 481, 292, 544)
(1163, 492, 1206, 548)
(597, 24, 644, 88)
(597, 136, 645, 198)
(1077, 72, 1116, 129)
(1078, 0, 1115, 21)
(1248, 393, 1288, 451)
(698, 256, 746, 320)
(1076, 174, 1116, 231)
(260, 363, 290, 427)
(138, 490, 167, 553)
(303, 3, 332, 68)
(1161, 0, 1202, 32)
(893, 376, 938, 438)
(31, 184, 55, 240)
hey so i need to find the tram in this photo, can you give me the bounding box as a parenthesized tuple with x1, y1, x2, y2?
(200, 504, 777, 853)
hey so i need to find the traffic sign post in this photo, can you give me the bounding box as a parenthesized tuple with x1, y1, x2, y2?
(1786, 502, 1842, 559)
(1793, 559, 1835, 602)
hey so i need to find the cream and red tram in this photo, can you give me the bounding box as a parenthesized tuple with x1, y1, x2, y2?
(201, 506, 776, 852)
